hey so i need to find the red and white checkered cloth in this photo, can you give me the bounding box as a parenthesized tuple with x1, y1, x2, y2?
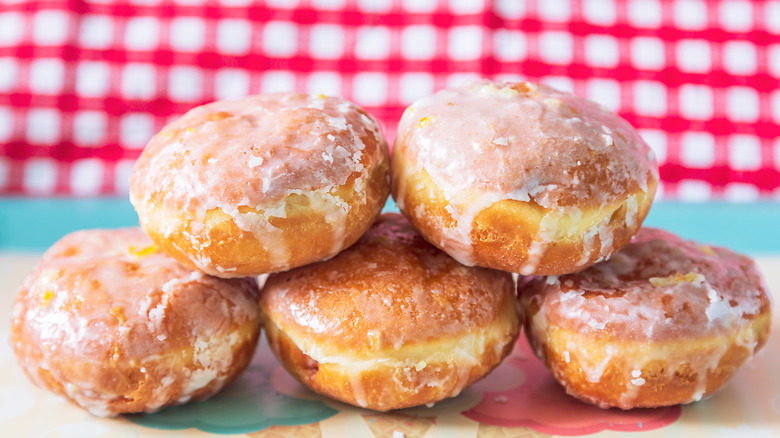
(1, 0, 779, 200)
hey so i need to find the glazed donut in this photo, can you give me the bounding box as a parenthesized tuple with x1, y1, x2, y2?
(391, 80, 658, 275)
(130, 93, 390, 278)
(10, 228, 261, 416)
(519, 227, 771, 409)
(259, 213, 520, 411)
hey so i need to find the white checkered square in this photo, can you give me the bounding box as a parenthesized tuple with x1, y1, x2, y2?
(450, 0, 485, 13)
(627, 0, 662, 28)
(312, 0, 347, 10)
(679, 84, 714, 120)
(79, 14, 113, 49)
(723, 41, 757, 75)
(674, 0, 708, 30)
(539, 31, 573, 64)
(23, 158, 58, 195)
(121, 63, 156, 99)
(399, 72, 434, 104)
(26, 108, 60, 145)
(719, 1, 754, 32)
(307, 71, 341, 96)
(0, 57, 17, 91)
(584, 34, 619, 68)
(494, 30, 526, 61)
(448, 26, 483, 61)
(120, 112, 155, 148)
(168, 66, 203, 101)
(0, 12, 25, 46)
(30, 58, 65, 95)
(401, 25, 437, 60)
(631, 37, 665, 70)
(677, 179, 712, 201)
(723, 183, 760, 201)
(634, 81, 666, 116)
(677, 40, 711, 73)
(583, 0, 616, 25)
(767, 1, 780, 33)
(726, 87, 760, 122)
(170, 17, 206, 52)
(728, 135, 762, 171)
(33, 10, 69, 46)
(355, 26, 391, 60)
(262, 71, 296, 93)
(215, 68, 250, 100)
(124, 17, 160, 50)
(76, 61, 111, 97)
(263, 21, 298, 57)
(680, 131, 715, 168)
(539, 0, 571, 22)
(71, 158, 103, 196)
(309, 24, 345, 59)
(587, 78, 621, 112)
(353, 72, 388, 106)
(495, 0, 525, 19)
(358, 0, 392, 13)
(217, 19, 252, 55)
(73, 111, 107, 146)
(402, 0, 436, 13)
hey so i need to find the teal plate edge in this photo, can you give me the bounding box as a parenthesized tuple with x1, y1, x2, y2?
(1, 197, 778, 254)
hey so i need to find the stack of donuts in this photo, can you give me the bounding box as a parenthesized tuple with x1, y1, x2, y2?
(10, 80, 771, 418)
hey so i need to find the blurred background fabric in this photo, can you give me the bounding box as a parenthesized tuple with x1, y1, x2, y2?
(0, 0, 778, 200)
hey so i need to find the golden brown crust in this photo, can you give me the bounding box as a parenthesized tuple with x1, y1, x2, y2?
(525, 313, 770, 409)
(265, 318, 517, 411)
(139, 159, 389, 277)
(392, 157, 655, 275)
(520, 228, 772, 409)
(130, 93, 390, 278)
(259, 213, 521, 410)
(10, 228, 262, 416)
(391, 80, 659, 275)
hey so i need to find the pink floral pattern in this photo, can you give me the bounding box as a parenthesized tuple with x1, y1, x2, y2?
(462, 338, 681, 436)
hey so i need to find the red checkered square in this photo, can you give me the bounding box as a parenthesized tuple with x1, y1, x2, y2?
(0, 0, 778, 199)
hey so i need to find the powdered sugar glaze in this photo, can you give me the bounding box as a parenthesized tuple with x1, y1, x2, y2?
(397, 80, 656, 208)
(524, 228, 770, 341)
(394, 80, 658, 267)
(10, 228, 260, 416)
(130, 93, 386, 221)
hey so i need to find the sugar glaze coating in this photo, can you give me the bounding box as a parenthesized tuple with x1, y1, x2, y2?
(10, 228, 261, 416)
(260, 213, 521, 411)
(392, 80, 658, 275)
(520, 228, 771, 409)
(131, 93, 390, 277)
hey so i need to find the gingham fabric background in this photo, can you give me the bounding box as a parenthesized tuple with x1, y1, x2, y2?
(0, 0, 779, 200)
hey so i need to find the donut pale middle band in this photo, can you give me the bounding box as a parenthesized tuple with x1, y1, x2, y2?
(392, 80, 658, 276)
(259, 213, 521, 411)
(130, 93, 390, 278)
